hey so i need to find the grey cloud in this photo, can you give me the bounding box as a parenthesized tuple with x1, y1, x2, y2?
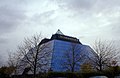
(0, 37, 8, 44)
(56, 0, 120, 14)
(31, 10, 55, 26)
(109, 23, 120, 37)
(104, 14, 120, 37)
(95, 0, 120, 9)
(0, 1, 26, 34)
(56, 0, 97, 11)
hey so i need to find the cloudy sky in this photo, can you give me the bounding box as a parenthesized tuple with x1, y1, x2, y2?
(0, 0, 120, 63)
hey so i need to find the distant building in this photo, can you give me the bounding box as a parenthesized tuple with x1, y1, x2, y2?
(16, 29, 95, 74)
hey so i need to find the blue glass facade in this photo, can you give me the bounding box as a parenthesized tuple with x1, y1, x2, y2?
(50, 39, 94, 72)
(51, 40, 71, 71)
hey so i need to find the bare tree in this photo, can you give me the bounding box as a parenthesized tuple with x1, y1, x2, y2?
(0, 55, 3, 67)
(14, 34, 52, 78)
(62, 43, 87, 72)
(7, 51, 22, 74)
(91, 40, 119, 71)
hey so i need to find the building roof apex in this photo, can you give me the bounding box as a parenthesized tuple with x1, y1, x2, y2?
(55, 29, 64, 35)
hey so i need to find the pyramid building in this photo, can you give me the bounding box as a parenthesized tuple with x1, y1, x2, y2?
(16, 30, 95, 74)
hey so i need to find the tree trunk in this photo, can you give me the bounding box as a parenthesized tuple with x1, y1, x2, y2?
(33, 66, 36, 78)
